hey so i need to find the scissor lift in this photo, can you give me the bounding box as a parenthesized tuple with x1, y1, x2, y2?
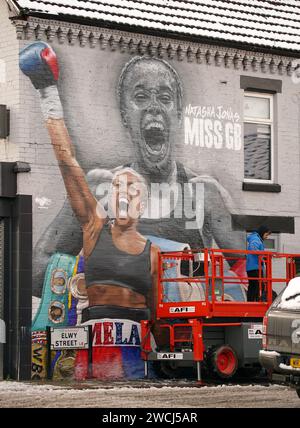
(141, 248, 299, 381)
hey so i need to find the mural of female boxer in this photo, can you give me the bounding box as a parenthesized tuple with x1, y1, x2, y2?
(32, 50, 246, 298)
(20, 42, 246, 380)
(20, 42, 163, 379)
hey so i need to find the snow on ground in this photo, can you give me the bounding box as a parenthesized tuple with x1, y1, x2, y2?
(0, 381, 299, 408)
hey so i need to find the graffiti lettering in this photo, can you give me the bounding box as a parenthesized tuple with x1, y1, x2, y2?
(31, 343, 47, 380)
(32, 346, 43, 363)
(184, 117, 242, 150)
(92, 322, 141, 346)
(185, 104, 240, 122)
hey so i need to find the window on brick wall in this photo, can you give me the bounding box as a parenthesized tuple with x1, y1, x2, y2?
(244, 92, 274, 182)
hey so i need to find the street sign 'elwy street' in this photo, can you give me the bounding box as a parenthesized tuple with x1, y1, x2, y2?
(50, 326, 89, 350)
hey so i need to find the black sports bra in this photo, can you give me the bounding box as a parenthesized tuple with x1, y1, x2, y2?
(84, 223, 152, 298)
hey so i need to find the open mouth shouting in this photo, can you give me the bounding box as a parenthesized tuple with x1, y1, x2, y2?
(141, 115, 169, 160)
(118, 196, 130, 219)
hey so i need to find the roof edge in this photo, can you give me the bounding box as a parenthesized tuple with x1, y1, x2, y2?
(5, 0, 21, 15)
(14, 10, 300, 59)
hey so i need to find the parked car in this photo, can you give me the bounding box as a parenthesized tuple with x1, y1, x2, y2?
(259, 277, 300, 398)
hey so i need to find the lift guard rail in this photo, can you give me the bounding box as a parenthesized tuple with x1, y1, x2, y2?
(155, 248, 299, 319)
(140, 248, 300, 380)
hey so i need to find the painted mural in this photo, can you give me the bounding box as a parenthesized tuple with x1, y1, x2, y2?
(19, 41, 247, 380)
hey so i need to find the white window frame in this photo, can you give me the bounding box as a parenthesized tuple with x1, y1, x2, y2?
(243, 92, 274, 184)
(263, 233, 280, 252)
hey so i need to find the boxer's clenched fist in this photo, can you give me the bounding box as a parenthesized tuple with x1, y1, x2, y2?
(19, 41, 59, 89)
(19, 42, 63, 119)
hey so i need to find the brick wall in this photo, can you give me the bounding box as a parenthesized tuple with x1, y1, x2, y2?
(0, 0, 20, 162)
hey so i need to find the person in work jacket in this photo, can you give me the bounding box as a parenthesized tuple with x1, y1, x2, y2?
(246, 225, 271, 301)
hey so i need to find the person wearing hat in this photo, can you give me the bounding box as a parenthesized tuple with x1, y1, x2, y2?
(246, 226, 271, 301)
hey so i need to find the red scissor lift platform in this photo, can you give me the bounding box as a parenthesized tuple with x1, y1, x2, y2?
(141, 248, 299, 381)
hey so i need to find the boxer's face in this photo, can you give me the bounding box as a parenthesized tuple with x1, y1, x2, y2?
(111, 171, 146, 226)
(121, 60, 181, 173)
